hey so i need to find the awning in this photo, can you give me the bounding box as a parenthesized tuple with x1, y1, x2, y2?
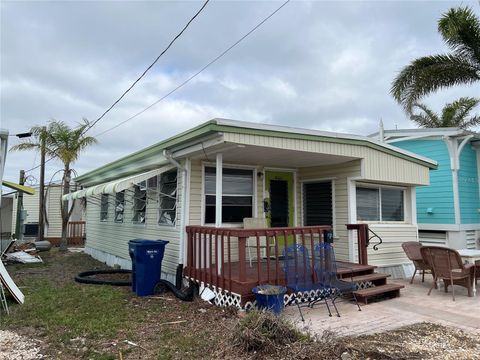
(63, 165, 175, 201)
(2, 180, 35, 195)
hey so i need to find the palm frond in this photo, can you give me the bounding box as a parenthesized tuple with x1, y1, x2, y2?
(448, 97, 480, 125)
(10, 118, 98, 167)
(410, 103, 441, 128)
(391, 54, 479, 112)
(438, 7, 480, 64)
(9, 142, 41, 152)
(459, 114, 480, 129)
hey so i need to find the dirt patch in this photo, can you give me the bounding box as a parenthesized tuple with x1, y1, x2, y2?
(342, 322, 480, 360)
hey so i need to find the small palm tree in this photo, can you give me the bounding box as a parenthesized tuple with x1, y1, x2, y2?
(11, 119, 97, 251)
(410, 97, 480, 129)
(391, 7, 480, 112)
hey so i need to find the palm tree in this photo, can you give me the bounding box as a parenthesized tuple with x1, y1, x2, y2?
(409, 97, 480, 129)
(11, 119, 97, 251)
(391, 7, 480, 113)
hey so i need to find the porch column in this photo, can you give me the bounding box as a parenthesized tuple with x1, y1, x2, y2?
(215, 153, 223, 275)
(215, 153, 222, 227)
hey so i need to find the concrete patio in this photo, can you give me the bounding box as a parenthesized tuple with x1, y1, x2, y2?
(285, 276, 480, 337)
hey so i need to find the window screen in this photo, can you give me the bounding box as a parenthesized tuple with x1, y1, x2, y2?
(303, 181, 333, 226)
(381, 188, 404, 221)
(158, 170, 178, 226)
(204, 167, 253, 224)
(356, 186, 404, 222)
(356, 187, 379, 221)
(114, 191, 125, 223)
(132, 184, 146, 224)
(100, 194, 109, 222)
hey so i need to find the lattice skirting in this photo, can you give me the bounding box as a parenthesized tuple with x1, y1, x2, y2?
(189, 278, 375, 310)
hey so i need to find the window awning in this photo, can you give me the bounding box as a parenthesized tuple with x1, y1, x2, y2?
(2, 180, 35, 195)
(63, 165, 175, 201)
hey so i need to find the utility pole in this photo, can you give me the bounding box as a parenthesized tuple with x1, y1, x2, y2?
(15, 170, 25, 241)
(38, 127, 46, 241)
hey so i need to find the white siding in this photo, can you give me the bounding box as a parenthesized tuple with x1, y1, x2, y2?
(12, 189, 41, 230)
(45, 186, 63, 238)
(85, 169, 183, 275)
(223, 133, 430, 185)
(11, 184, 83, 239)
(366, 224, 418, 267)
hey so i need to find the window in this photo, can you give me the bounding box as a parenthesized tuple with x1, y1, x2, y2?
(303, 181, 333, 226)
(356, 185, 404, 222)
(132, 183, 147, 224)
(114, 191, 125, 223)
(100, 194, 109, 221)
(158, 170, 178, 226)
(204, 167, 254, 224)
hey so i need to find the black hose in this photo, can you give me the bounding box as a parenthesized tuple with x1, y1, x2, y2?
(75, 269, 132, 286)
(154, 279, 195, 301)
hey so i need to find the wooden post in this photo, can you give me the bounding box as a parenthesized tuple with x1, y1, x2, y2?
(238, 236, 247, 282)
(358, 224, 368, 265)
(38, 127, 46, 242)
(346, 224, 369, 265)
(15, 170, 25, 241)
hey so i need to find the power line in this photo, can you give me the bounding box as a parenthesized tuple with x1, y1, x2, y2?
(25, 157, 54, 173)
(94, 0, 290, 138)
(84, 0, 210, 134)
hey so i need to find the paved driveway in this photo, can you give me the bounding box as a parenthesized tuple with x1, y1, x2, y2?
(284, 278, 480, 336)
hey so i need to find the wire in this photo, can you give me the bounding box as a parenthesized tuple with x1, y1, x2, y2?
(84, 0, 210, 134)
(93, 0, 290, 138)
(24, 157, 54, 173)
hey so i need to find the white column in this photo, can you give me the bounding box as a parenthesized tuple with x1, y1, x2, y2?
(444, 137, 461, 225)
(215, 153, 222, 228)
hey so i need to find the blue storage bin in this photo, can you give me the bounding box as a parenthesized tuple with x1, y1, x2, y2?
(252, 285, 287, 314)
(128, 239, 169, 296)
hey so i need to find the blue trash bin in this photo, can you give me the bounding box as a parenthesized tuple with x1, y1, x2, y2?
(252, 285, 287, 314)
(128, 239, 169, 296)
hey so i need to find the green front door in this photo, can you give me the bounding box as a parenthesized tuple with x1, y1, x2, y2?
(264, 171, 294, 228)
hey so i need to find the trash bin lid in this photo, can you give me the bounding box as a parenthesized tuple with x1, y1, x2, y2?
(128, 239, 169, 246)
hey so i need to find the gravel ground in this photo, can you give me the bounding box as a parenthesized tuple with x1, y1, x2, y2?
(0, 330, 45, 360)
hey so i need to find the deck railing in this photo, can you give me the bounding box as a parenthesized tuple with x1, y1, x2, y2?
(185, 225, 332, 297)
(67, 221, 86, 245)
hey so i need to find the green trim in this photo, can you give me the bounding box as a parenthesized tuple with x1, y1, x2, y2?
(264, 171, 295, 247)
(76, 119, 437, 185)
(76, 121, 217, 183)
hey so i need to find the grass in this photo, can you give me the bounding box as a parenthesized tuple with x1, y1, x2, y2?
(2, 249, 480, 360)
(0, 249, 233, 359)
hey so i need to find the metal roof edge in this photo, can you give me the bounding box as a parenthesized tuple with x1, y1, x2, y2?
(214, 119, 437, 169)
(370, 127, 480, 139)
(76, 120, 218, 183)
(77, 119, 439, 183)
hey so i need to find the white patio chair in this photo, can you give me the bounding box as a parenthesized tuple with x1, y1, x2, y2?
(243, 217, 275, 267)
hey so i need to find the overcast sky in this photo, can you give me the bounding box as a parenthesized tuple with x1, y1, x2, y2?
(1, 0, 479, 186)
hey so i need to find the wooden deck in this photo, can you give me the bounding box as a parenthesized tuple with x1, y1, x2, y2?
(185, 259, 377, 303)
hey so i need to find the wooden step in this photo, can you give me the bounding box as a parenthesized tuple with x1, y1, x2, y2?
(344, 272, 391, 284)
(336, 261, 377, 277)
(353, 283, 405, 305)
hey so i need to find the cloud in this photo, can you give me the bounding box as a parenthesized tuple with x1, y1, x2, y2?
(1, 0, 479, 185)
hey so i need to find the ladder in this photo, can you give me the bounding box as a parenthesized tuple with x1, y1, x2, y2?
(0, 282, 9, 315)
